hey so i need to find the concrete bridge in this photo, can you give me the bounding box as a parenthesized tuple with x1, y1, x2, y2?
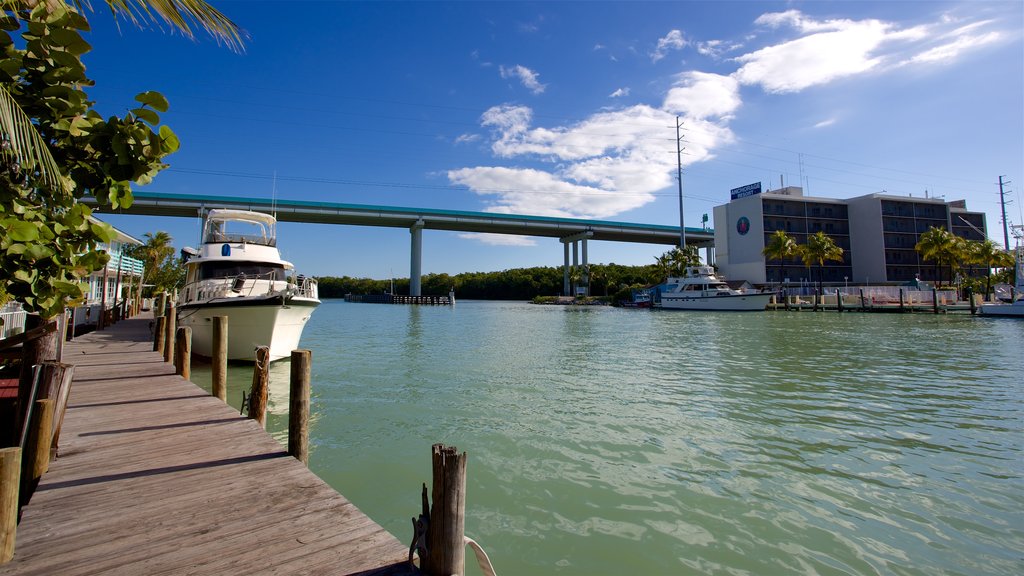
(85, 191, 715, 296)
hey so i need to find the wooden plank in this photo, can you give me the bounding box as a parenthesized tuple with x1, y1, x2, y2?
(0, 314, 416, 576)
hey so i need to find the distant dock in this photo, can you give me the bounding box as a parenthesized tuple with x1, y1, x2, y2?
(2, 314, 415, 575)
(345, 293, 454, 306)
(766, 289, 975, 314)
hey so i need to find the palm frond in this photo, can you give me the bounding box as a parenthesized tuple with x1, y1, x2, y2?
(0, 85, 69, 194)
(99, 0, 246, 52)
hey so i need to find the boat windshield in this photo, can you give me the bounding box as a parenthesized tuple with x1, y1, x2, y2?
(204, 216, 276, 247)
(199, 262, 286, 281)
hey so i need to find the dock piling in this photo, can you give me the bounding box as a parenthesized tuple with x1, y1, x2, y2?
(162, 304, 176, 364)
(288, 349, 311, 465)
(247, 346, 270, 427)
(153, 316, 166, 354)
(212, 316, 227, 402)
(175, 327, 192, 380)
(424, 443, 468, 576)
(0, 447, 20, 564)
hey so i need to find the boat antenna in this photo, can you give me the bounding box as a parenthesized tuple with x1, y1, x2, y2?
(271, 171, 278, 219)
(676, 116, 686, 250)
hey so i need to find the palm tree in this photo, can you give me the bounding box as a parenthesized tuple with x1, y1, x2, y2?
(762, 229, 798, 284)
(134, 231, 176, 292)
(967, 239, 1016, 299)
(1, 0, 244, 192)
(915, 227, 958, 286)
(798, 231, 844, 310)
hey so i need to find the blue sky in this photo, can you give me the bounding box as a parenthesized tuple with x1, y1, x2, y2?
(82, 1, 1023, 279)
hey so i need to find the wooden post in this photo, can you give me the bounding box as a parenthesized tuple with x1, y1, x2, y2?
(29, 399, 53, 480)
(836, 289, 843, 313)
(98, 266, 109, 330)
(424, 444, 467, 576)
(932, 288, 939, 314)
(899, 288, 905, 312)
(154, 316, 166, 355)
(21, 398, 53, 508)
(969, 289, 977, 315)
(1, 447, 20, 564)
(156, 292, 167, 319)
(783, 290, 790, 311)
(860, 289, 866, 311)
(175, 327, 192, 380)
(212, 316, 228, 402)
(289, 349, 312, 465)
(248, 346, 270, 427)
(163, 304, 176, 364)
(40, 362, 75, 459)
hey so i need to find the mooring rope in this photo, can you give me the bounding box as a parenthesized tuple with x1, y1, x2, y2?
(464, 535, 497, 576)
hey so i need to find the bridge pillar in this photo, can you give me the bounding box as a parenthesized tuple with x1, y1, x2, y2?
(563, 242, 570, 295)
(410, 219, 424, 297)
(582, 239, 589, 296)
(560, 231, 594, 297)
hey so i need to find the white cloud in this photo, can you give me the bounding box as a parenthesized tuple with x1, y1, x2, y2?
(696, 39, 744, 59)
(454, 133, 481, 144)
(457, 232, 538, 246)
(663, 71, 741, 120)
(735, 10, 1005, 94)
(499, 64, 546, 94)
(651, 29, 687, 62)
(733, 17, 890, 93)
(447, 9, 1008, 228)
(449, 102, 736, 220)
(905, 31, 1001, 65)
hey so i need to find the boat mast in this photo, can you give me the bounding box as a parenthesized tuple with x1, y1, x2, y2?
(676, 116, 686, 251)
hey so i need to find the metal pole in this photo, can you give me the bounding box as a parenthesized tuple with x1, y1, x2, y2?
(676, 116, 686, 250)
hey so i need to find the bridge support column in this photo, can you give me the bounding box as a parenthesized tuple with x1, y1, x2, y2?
(559, 231, 594, 298)
(563, 242, 570, 296)
(410, 219, 424, 297)
(582, 239, 589, 296)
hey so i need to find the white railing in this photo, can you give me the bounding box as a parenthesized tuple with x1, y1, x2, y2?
(1, 302, 27, 340)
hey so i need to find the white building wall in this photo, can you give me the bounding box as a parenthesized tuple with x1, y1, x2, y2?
(715, 194, 767, 283)
(847, 195, 888, 284)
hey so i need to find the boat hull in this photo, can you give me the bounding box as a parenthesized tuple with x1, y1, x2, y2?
(659, 292, 773, 311)
(977, 302, 1024, 318)
(178, 296, 319, 361)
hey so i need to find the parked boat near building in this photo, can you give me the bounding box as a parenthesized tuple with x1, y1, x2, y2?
(657, 266, 773, 311)
(978, 245, 1024, 318)
(177, 209, 319, 361)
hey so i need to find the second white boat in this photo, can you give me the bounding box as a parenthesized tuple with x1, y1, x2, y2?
(657, 266, 772, 311)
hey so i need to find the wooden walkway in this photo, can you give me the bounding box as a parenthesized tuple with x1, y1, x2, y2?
(1, 314, 416, 575)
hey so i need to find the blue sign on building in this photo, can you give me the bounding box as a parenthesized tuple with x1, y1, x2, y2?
(730, 182, 762, 200)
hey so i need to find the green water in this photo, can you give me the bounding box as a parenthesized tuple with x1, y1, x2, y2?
(189, 300, 1024, 575)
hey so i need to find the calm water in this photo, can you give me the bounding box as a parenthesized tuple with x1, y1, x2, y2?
(189, 300, 1024, 575)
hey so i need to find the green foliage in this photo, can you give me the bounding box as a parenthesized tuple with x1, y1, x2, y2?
(316, 263, 664, 301)
(1, 3, 179, 318)
(123, 231, 183, 295)
(654, 246, 701, 278)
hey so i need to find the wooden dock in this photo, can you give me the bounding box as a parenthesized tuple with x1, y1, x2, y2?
(1, 314, 416, 575)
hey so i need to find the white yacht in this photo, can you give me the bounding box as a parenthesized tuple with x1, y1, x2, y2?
(977, 246, 1024, 318)
(657, 266, 772, 311)
(178, 209, 319, 361)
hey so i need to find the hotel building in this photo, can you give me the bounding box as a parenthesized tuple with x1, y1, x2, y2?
(713, 185, 988, 286)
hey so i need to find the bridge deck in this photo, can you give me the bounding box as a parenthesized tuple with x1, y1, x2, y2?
(1, 314, 415, 576)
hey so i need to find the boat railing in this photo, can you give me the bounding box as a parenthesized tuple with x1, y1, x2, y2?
(293, 275, 318, 300)
(183, 271, 318, 302)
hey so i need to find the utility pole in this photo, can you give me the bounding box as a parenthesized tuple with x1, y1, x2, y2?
(676, 116, 686, 250)
(998, 176, 1011, 250)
